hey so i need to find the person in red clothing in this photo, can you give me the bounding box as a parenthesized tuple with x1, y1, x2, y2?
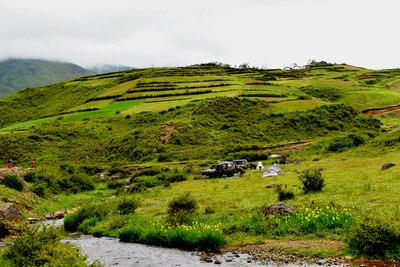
(7, 159, 13, 169)
(31, 160, 36, 168)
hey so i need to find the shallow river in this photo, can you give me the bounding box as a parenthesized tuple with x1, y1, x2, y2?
(45, 220, 346, 267)
(63, 235, 266, 267)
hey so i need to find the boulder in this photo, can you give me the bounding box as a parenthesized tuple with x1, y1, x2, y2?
(53, 209, 67, 219)
(382, 163, 396, 170)
(264, 203, 296, 217)
(0, 203, 22, 224)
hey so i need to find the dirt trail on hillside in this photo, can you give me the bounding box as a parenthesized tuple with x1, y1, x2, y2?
(244, 141, 313, 153)
(362, 104, 400, 115)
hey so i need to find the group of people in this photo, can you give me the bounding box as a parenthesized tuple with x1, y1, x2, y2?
(6, 159, 36, 169)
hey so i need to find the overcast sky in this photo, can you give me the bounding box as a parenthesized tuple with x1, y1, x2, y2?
(0, 0, 399, 69)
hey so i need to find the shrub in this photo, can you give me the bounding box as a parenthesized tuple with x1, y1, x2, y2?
(31, 182, 49, 198)
(133, 176, 162, 188)
(23, 171, 37, 183)
(276, 184, 295, 201)
(58, 173, 95, 193)
(1, 174, 24, 191)
(299, 168, 325, 193)
(157, 169, 187, 183)
(2, 224, 97, 267)
(126, 182, 144, 193)
(64, 202, 111, 232)
(31, 173, 60, 194)
(165, 172, 187, 183)
(107, 179, 128, 189)
(117, 197, 140, 215)
(78, 165, 103, 176)
(131, 167, 162, 178)
(347, 218, 400, 259)
(167, 193, 198, 225)
(59, 163, 75, 174)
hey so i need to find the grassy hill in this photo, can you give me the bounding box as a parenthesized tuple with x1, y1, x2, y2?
(0, 62, 392, 166)
(3, 62, 400, 262)
(2, 62, 400, 129)
(0, 58, 91, 97)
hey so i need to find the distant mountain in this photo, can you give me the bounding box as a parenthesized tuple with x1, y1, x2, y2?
(0, 83, 14, 98)
(87, 64, 133, 74)
(0, 58, 91, 97)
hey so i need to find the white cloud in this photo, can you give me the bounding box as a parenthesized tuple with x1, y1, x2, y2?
(0, 0, 399, 69)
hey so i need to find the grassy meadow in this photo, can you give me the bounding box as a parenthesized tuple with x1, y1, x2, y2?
(2, 62, 400, 263)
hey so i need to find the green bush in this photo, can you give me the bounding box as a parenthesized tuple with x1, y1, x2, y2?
(131, 167, 162, 178)
(58, 173, 95, 193)
(276, 184, 295, 201)
(64, 202, 111, 232)
(23, 171, 37, 183)
(1, 174, 24, 191)
(107, 179, 128, 189)
(1, 224, 98, 267)
(133, 176, 162, 188)
(167, 193, 198, 225)
(299, 168, 325, 193)
(117, 197, 140, 215)
(347, 218, 400, 259)
(59, 163, 75, 175)
(327, 133, 367, 152)
(126, 182, 144, 193)
(165, 172, 187, 183)
(30, 182, 49, 198)
(31, 173, 60, 194)
(157, 169, 188, 183)
(78, 165, 103, 176)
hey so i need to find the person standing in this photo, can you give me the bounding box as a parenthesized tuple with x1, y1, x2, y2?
(31, 160, 36, 168)
(7, 159, 13, 169)
(256, 161, 264, 172)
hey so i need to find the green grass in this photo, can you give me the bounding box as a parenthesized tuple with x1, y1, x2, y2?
(22, 151, 400, 256)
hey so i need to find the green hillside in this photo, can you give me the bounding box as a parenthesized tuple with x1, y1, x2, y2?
(2, 62, 400, 129)
(0, 58, 91, 97)
(4, 62, 400, 263)
(2, 61, 400, 164)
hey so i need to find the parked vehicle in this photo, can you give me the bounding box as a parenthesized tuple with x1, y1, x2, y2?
(201, 161, 245, 178)
(233, 159, 249, 169)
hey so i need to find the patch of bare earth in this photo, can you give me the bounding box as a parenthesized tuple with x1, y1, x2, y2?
(160, 124, 176, 143)
(0, 167, 26, 180)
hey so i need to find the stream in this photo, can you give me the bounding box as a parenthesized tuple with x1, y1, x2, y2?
(63, 234, 266, 267)
(45, 220, 348, 267)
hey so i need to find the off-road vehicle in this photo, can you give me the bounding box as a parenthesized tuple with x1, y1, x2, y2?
(201, 161, 245, 178)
